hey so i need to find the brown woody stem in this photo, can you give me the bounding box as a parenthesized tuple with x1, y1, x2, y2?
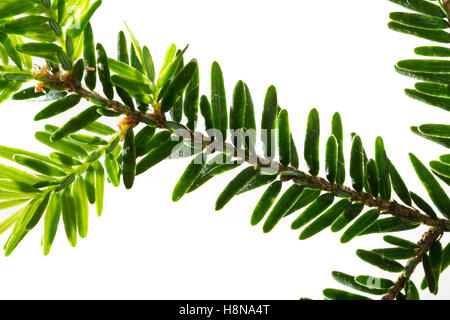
(53, 74, 450, 301)
(381, 227, 443, 300)
(62, 79, 450, 231)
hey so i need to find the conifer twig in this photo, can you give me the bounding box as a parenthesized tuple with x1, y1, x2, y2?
(382, 227, 443, 300)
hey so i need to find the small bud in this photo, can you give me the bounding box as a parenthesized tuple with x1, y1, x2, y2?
(118, 116, 138, 140)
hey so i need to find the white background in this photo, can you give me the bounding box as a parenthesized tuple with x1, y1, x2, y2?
(0, 0, 449, 299)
